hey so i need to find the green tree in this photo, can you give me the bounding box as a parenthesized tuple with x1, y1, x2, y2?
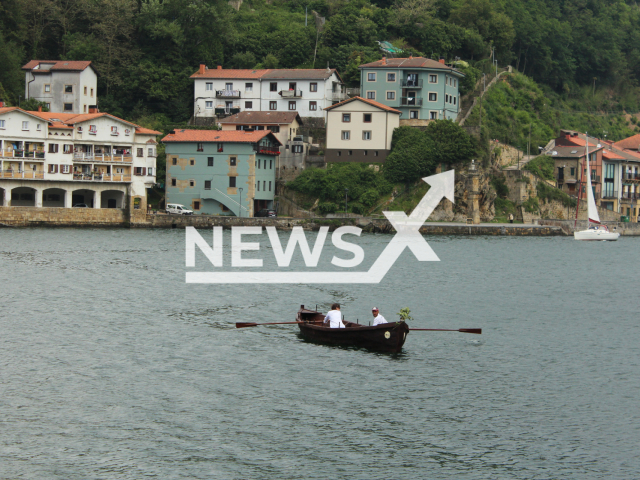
(384, 127, 436, 185)
(20, 98, 50, 111)
(424, 120, 475, 165)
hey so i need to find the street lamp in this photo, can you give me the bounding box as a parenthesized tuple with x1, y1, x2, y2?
(344, 188, 349, 217)
(238, 187, 243, 217)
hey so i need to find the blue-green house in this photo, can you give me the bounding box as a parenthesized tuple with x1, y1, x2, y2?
(358, 57, 464, 121)
(162, 129, 280, 216)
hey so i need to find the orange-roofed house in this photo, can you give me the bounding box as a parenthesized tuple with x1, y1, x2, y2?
(162, 129, 281, 216)
(22, 60, 98, 114)
(323, 97, 400, 163)
(0, 107, 160, 210)
(613, 133, 640, 220)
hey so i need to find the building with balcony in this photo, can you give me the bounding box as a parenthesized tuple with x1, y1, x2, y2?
(190, 65, 344, 123)
(358, 56, 464, 122)
(324, 96, 400, 163)
(162, 129, 281, 216)
(22, 60, 98, 114)
(612, 133, 640, 221)
(218, 111, 310, 177)
(552, 131, 604, 202)
(0, 106, 159, 209)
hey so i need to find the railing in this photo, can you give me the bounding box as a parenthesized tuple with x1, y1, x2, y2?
(621, 192, 640, 200)
(332, 91, 348, 101)
(401, 97, 423, 106)
(1, 170, 45, 179)
(0, 149, 45, 159)
(216, 90, 241, 98)
(624, 173, 640, 181)
(601, 190, 618, 199)
(346, 87, 360, 97)
(258, 148, 280, 155)
(73, 173, 132, 182)
(73, 153, 133, 163)
(279, 89, 303, 98)
(402, 79, 423, 88)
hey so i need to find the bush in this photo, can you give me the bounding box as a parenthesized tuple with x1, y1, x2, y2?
(318, 202, 338, 214)
(537, 182, 577, 207)
(491, 176, 509, 198)
(524, 155, 555, 180)
(523, 197, 539, 213)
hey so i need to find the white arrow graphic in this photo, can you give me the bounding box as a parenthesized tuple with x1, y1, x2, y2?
(186, 170, 455, 284)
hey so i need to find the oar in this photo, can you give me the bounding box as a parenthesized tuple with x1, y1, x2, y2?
(236, 321, 302, 328)
(410, 328, 482, 334)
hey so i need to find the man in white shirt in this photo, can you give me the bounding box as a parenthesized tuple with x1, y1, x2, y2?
(372, 307, 388, 326)
(324, 303, 346, 328)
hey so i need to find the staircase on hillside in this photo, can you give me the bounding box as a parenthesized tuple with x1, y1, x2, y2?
(457, 66, 511, 126)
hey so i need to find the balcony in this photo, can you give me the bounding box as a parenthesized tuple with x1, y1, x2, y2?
(216, 90, 241, 99)
(402, 79, 423, 88)
(215, 107, 241, 117)
(601, 190, 619, 199)
(331, 91, 348, 101)
(621, 192, 640, 201)
(279, 89, 303, 98)
(401, 97, 423, 106)
(73, 173, 132, 182)
(73, 153, 133, 163)
(257, 148, 280, 156)
(624, 173, 640, 181)
(0, 149, 45, 159)
(1, 170, 45, 179)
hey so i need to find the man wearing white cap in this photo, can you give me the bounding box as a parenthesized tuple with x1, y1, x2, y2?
(372, 307, 388, 326)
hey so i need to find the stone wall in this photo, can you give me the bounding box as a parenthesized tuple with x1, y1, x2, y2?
(399, 119, 433, 127)
(0, 206, 126, 227)
(539, 219, 640, 236)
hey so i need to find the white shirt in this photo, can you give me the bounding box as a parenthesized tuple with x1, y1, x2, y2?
(324, 310, 345, 328)
(373, 314, 388, 326)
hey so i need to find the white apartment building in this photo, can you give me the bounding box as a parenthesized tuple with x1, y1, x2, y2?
(0, 107, 159, 208)
(22, 60, 99, 114)
(324, 97, 400, 163)
(191, 65, 345, 122)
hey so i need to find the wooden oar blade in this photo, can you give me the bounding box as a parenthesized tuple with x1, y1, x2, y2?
(459, 328, 482, 334)
(236, 322, 258, 328)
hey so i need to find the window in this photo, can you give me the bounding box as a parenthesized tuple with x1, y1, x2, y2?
(217, 143, 223, 152)
(44, 84, 51, 93)
(65, 85, 73, 93)
(89, 125, 97, 134)
(410, 111, 419, 119)
(374, 151, 379, 157)
(111, 126, 118, 135)
(63, 144, 72, 154)
(22, 121, 29, 130)
(258, 159, 261, 169)
(48, 144, 59, 153)
(430, 111, 438, 120)
(208, 157, 214, 166)
(204, 180, 211, 190)
(292, 145, 303, 153)
(270, 101, 277, 110)
(445, 94, 449, 103)
(270, 82, 277, 92)
(341, 131, 350, 140)
(230, 156, 237, 166)
(454, 79, 457, 87)
(363, 150, 368, 156)
(37, 123, 41, 131)
(288, 101, 296, 110)
(289, 82, 297, 91)
(429, 92, 437, 102)
(268, 126, 280, 133)
(245, 82, 253, 92)
(363, 131, 371, 140)
(387, 73, 396, 82)
(205, 101, 213, 109)
(62, 165, 71, 173)
(84, 86, 87, 95)
(77, 126, 83, 133)
(48, 164, 58, 173)
(348, 150, 353, 156)
(193, 201, 200, 210)
(309, 101, 317, 111)
(206, 82, 213, 91)
(270, 160, 273, 169)
(46, 103, 50, 110)
(269, 181, 272, 191)
(367, 72, 376, 81)
(172, 158, 177, 165)
(453, 97, 457, 105)
(245, 101, 253, 109)
(225, 82, 233, 90)
(257, 181, 260, 191)
(190, 159, 195, 166)
(263, 181, 266, 191)
(64, 103, 73, 111)
(148, 148, 154, 157)
(310, 82, 318, 92)
(571, 167, 575, 176)
(116, 167, 124, 174)
(198, 143, 204, 152)
(190, 180, 195, 187)
(387, 91, 395, 100)
(342, 113, 351, 122)
(429, 74, 437, 83)
(363, 113, 372, 123)
(366, 91, 375, 100)
(148, 168, 154, 176)
(171, 178, 177, 186)
(137, 148, 144, 157)
(90, 88, 94, 97)
(0, 120, 4, 129)
(337, 151, 341, 156)
(84, 105, 87, 113)
(229, 176, 236, 188)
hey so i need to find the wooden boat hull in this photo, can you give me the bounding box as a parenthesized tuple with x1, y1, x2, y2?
(296, 307, 409, 353)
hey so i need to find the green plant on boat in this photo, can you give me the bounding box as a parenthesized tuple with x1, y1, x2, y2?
(397, 307, 413, 322)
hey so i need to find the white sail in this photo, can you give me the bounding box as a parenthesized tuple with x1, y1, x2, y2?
(584, 135, 600, 224)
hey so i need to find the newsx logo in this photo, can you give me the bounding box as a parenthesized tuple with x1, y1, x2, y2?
(185, 171, 454, 284)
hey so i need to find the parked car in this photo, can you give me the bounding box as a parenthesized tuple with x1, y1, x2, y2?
(166, 203, 193, 215)
(255, 209, 277, 218)
(73, 203, 88, 208)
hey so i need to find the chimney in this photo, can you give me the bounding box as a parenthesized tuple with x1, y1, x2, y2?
(439, 57, 445, 65)
(382, 56, 386, 65)
(217, 65, 222, 70)
(199, 63, 206, 75)
(38, 105, 42, 112)
(0, 100, 4, 108)
(326, 61, 330, 73)
(89, 106, 98, 114)
(409, 54, 413, 59)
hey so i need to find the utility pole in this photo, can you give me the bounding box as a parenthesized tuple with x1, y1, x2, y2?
(528, 123, 531, 162)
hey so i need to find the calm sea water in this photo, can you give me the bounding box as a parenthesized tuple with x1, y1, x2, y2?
(1, 227, 639, 479)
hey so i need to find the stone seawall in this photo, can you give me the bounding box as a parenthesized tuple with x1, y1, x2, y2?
(539, 219, 640, 236)
(0, 206, 126, 227)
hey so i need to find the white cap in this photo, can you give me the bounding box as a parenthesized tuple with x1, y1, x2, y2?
(372, 307, 379, 311)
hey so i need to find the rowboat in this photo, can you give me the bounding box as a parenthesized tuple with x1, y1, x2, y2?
(296, 305, 410, 353)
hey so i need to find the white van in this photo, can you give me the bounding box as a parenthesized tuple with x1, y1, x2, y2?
(166, 203, 193, 215)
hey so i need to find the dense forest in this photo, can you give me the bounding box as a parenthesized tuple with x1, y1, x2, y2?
(2, 0, 640, 124)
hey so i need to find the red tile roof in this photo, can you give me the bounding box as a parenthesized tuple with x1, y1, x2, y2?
(190, 67, 341, 81)
(324, 96, 401, 113)
(359, 57, 462, 74)
(613, 133, 640, 150)
(162, 129, 282, 146)
(190, 68, 269, 79)
(22, 60, 95, 72)
(220, 111, 302, 125)
(602, 149, 625, 160)
(136, 127, 162, 135)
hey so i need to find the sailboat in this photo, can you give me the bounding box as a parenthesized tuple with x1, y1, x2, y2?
(574, 133, 620, 241)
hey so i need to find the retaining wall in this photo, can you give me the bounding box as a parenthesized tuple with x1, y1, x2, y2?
(0, 206, 126, 227)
